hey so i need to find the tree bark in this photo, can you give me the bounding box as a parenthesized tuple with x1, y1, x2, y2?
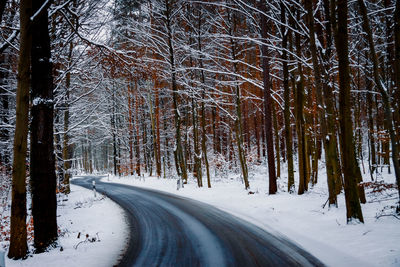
(306, 0, 322, 187)
(61, 41, 73, 194)
(272, 103, 280, 178)
(294, 9, 309, 195)
(30, 0, 58, 251)
(226, 2, 249, 190)
(280, 2, 295, 192)
(149, 92, 161, 177)
(165, 0, 187, 183)
(395, 0, 400, 140)
(334, 0, 364, 223)
(260, 0, 277, 194)
(135, 92, 141, 176)
(366, 73, 376, 180)
(8, 0, 31, 259)
(358, 0, 400, 207)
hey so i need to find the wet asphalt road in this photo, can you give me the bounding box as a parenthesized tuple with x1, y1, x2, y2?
(72, 176, 324, 267)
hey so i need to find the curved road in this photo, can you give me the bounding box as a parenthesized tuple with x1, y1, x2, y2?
(72, 176, 324, 267)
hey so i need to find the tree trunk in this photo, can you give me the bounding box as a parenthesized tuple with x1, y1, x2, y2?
(196, 11, 211, 187)
(306, 0, 322, 187)
(378, 0, 400, 207)
(334, 0, 364, 223)
(294, 9, 309, 195)
(165, 0, 187, 183)
(8, 0, 31, 259)
(280, 2, 295, 192)
(111, 90, 117, 176)
(395, 0, 400, 140)
(272, 103, 280, 178)
(62, 41, 73, 194)
(192, 99, 202, 187)
(358, 0, 400, 206)
(367, 83, 377, 180)
(149, 92, 161, 177)
(54, 112, 64, 188)
(226, 3, 249, 190)
(128, 83, 134, 175)
(320, 0, 342, 206)
(30, 0, 58, 251)
(260, 0, 277, 194)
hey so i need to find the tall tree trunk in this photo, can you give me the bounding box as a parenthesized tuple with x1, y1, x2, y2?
(280, 2, 295, 192)
(366, 72, 377, 180)
(111, 90, 117, 176)
(54, 112, 64, 188)
(196, 9, 211, 187)
(226, 3, 249, 190)
(321, 0, 343, 205)
(260, 0, 277, 194)
(334, 0, 364, 223)
(128, 83, 134, 175)
(192, 98, 202, 187)
(306, 0, 322, 187)
(30, 0, 58, 250)
(155, 89, 162, 177)
(395, 0, 400, 140)
(254, 114, 261, 161)
(272, 103, 280, 178)
(135, 93, 141, 176)
(149, 92, 161, 177)
(358, 0, 400, 206)
(165, 0, 187, 183)
(294, 9, 309, 195)
(8, 0, 31, 259)
(62, 41, 73, 194)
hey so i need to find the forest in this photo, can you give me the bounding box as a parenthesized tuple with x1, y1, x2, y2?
(0, 0, 399, 261)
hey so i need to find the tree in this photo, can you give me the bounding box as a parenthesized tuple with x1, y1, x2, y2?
(260, 0, 277, 194)
(396, 0, 400, 210)
(30, 0, 58, 251)
(333, 0, 364, 223)
(8, 0, 31, 259)
(294, 6, 309, 195)
(279, 1, 295, 193)
(358, 0, 400, 209)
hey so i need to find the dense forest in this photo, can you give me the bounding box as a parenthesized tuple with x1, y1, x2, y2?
(0, 0, 399, 257)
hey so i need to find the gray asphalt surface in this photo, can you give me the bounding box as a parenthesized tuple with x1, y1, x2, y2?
(72, 176, 324, 267)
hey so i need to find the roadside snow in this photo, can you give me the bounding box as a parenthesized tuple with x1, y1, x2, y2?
(102, 165, 400, 267)
(2, 184, 128, 267)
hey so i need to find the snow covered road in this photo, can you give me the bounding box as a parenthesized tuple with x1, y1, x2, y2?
(72, 176, 324, 267)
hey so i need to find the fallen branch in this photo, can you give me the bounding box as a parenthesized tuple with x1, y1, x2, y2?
(376, 214, 400, 220)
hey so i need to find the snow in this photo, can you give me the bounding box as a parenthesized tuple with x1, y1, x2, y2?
(102, 163, 400, 267)
(31, 97, 54, 106)
(1, 163, 398, 267)
(1, 185, 128, 267)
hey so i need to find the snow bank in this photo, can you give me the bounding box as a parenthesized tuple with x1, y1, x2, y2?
(2, 184, 128, 267)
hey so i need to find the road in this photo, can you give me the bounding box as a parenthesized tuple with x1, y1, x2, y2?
(72, 176, 324, 267)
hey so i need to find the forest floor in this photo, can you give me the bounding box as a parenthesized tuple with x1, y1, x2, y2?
(0, 184, 128, 267)
(102, 162, 400, 267)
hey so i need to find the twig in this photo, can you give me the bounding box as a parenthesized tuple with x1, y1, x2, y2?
(376, 214, 400, 220)
(73, 239, 87, 249)
(322, 198, 329, 209)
